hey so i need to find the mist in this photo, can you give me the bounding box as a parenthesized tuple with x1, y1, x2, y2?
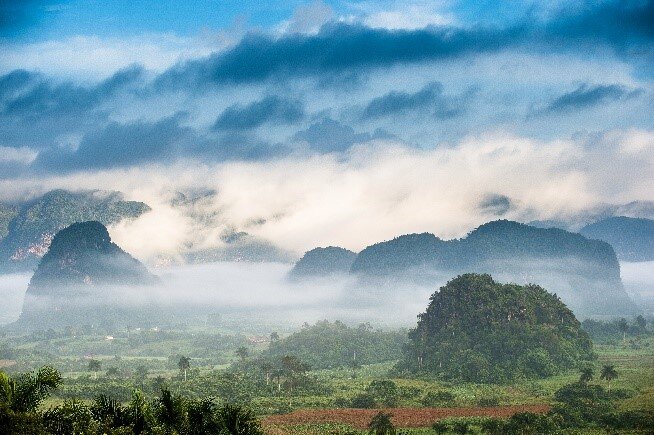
(4, 262, 438, 330)
(0, 273, 30, 325)
(1, 129, 652, 265)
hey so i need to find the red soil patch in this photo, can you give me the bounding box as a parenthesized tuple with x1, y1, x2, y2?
(263, 405, 551, 429)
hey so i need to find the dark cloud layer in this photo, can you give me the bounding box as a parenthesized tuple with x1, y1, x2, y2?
(155, 0, 654, 90)
(542, 83, 643, 113)
(33, 113, 192, 171)
(293, 118, 391, 153)
(0, 66, 144, 149)
(213, 96, 304, 131)
(362, 82, 463, 120)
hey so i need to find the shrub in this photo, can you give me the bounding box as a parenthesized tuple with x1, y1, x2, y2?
(422, 391, 456, 407)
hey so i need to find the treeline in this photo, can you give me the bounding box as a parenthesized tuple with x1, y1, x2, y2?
(0, 367, 264, 435)
(582, 315, 649, 341)
(264, 321, 407, 369)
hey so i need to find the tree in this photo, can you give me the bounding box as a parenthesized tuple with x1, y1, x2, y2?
(452, 421, 470, 434)
(154, 387, 185, 433)
(216, 403, 263, 435)
(236, 347, 249, 363)
(178, 356, 191, 382)
(432, 422, 449, 435)
(1, 366, 62, 413)
(368, 411, 395, 435)
(618, 318, 629, 342)
(280, 355, 309, 406)
(635, 315, 647, 333)
(579, 367, 594, 385)
(270, 332, 279, 342)
(366, 380, 398, 407)
(88, 359, 101, 380)
(600, 365, 618, 393)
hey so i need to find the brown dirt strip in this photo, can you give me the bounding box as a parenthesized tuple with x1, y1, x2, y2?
(263, 404, 551, 429)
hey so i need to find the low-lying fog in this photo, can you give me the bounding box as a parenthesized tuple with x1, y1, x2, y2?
(2, 261, 653, 328)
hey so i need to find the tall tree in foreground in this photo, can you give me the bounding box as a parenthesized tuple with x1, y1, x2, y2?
(600, 365, 618, 393)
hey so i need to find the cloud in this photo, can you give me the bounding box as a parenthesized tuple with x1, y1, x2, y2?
(362, 81, 464, 120)
(292, 118, 391, 153)
(3, 129, 652, 261)
(33, 113, 192, 172)
(154, 22, 515, 89)
(0, 66, 144, 150)
(213, 95, 304, 131)
(540, 83, 643, 114)
(153, 0, 654, 89)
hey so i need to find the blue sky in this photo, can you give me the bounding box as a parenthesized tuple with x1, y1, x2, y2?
(0, 0, 653, 252)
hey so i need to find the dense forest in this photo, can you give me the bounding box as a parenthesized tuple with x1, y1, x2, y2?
(397, 274, 595, 382)
(263, 321, 407, 369)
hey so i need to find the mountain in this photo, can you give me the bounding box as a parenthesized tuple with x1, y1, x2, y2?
(527, 200, 654, 231)
(18, 221, 158, 328)
(298, 220, 637, 315)
(0, 190, 150, 273)
(396, 274, 594, 382)
(579, 216, 654, 262)
(289, 246, 357, 278)
(0, 203, 18, 241)
(184, 229, 295, 264)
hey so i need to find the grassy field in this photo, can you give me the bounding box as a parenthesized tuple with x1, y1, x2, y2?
(2, 328, 653, 433)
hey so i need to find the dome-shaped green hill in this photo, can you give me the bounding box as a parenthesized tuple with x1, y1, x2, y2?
(397, 273, 595, 383)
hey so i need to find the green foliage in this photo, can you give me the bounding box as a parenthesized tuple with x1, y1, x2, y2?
(421, 391, 456, 407)
(264, 321, 407, 370)
(351, 393, 376, 409)
(398, 274, 595, 383)
(366, 380, 398, 407)
(368, 411, 395, 435)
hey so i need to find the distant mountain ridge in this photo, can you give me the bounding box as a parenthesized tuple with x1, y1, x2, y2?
(293, 220, 637, 316)
(19, 221, 158, 328)
(579, 216, 654, 262)
(0, 189, 150, 273)
(289, 246, 357, 278)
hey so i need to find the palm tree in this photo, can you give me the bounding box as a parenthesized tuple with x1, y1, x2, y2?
(600, 365, 618, 393)
(178, 356, 191, 382)
(618, 318, 629, 342)
(0, 366, 62, 413)
(579, 367, 594, 385)
(88, 359, 102, 380)
(368, 411, 396, 435)
(216, 403, 263, 435)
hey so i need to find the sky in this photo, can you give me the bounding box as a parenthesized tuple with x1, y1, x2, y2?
(1, 0, 653, 259)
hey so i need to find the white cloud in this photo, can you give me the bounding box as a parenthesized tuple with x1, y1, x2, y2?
(0, 129, 651, 263)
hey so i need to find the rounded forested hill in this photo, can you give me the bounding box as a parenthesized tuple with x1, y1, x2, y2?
(27, 221, 157, 294)
(288, 246, 357, 278)
(397, 274, 594, 383)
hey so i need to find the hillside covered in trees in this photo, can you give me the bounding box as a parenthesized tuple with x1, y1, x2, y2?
(264, 321, 407, 369)
(288, 247, 357, 278)
(0, 190, 150, 273)
(18, 221, 158, 329)
(579, 216, 654, 262)
(397, 274, 595, 383)
(294, 220, 637, 315)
